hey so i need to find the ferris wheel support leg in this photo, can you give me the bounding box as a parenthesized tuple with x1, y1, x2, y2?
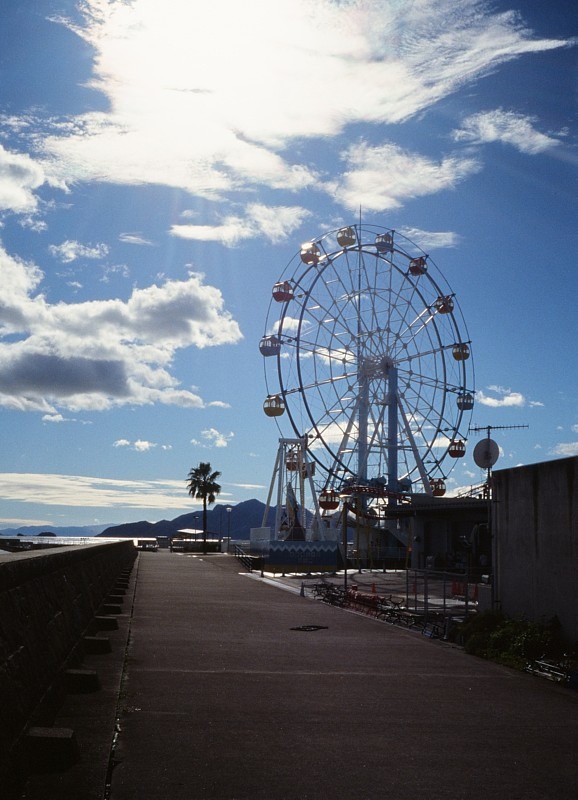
(398, 400, 433, 494)
(303, 454, 323, 536)
(358, 374, 369, 487)
(262, 442, 284, 535)
(262, 449, 278, 526)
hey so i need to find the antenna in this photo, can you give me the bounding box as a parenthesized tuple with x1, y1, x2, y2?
(469, 424, 529, 437)
(468, 424, 529, 483)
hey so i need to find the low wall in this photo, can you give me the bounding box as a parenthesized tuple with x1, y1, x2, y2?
(0, 541, 136, 787)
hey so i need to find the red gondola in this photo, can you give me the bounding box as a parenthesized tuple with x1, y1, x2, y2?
(452, 343, 470, 361)
(448, 440, 466, 458)
(435, 295, 454, 314)
(300, 243, 320, 265)
(429, 478, 446, 496)
(319, 488, 340, 510)
(409, 256, 427, 276)
(337, 227, 356, 247)
(272, 281, 294, 303)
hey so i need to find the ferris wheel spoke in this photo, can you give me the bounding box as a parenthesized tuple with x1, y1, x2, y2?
(395, 307, 438, 346)
(397, 362, 462, 393)
(281, 371, 354, 397)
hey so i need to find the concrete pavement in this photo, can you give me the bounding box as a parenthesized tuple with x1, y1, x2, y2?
(22, 550, 578, 799)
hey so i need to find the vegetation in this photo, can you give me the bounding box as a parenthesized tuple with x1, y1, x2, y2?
(186, 462, 222, 554)
(457, 610, 569, 670)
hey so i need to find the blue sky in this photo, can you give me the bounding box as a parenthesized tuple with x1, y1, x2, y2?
(0, 0, 576, 528)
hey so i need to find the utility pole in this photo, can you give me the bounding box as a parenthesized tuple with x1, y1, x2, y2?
(469, 423, 528, 610)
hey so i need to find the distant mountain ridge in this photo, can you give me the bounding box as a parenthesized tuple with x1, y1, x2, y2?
(0, 524, 111, 537)
(99, 499, 275, 540)
(0, 499, 292, 541)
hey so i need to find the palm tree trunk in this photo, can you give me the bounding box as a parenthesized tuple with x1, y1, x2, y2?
(203, 498, 207, 554)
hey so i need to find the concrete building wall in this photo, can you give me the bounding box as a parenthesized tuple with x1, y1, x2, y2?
(493, 456, 578, 643)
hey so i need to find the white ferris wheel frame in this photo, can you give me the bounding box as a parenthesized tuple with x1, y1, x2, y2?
(262, 224, 475, 501)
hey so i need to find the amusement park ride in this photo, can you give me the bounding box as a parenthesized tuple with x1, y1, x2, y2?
(258, 223, 477, 549)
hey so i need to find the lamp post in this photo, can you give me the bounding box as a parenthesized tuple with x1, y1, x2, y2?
(226, 506, 232, 552)
(342, 500, 348, 594)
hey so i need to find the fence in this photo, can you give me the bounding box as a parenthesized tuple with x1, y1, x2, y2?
(406, 569, 478, 617)
(305, 568, 480, 639)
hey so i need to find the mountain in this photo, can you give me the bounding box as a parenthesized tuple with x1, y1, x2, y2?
(0, 499, 291, 542)
(99, 499, 277, 540)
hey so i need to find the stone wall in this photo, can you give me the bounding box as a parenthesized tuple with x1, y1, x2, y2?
(0, 541, 136, 790)
(492, 456, 577, 643)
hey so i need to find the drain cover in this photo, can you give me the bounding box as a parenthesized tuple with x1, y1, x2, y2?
(290, 625, 329, 632)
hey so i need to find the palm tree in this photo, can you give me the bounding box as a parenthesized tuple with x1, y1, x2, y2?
(186, 462, 222, 554)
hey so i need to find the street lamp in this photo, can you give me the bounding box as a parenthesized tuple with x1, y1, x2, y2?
(226, 506, 232, 551)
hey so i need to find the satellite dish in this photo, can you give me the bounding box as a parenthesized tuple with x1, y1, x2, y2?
(473, 438, 499, 469)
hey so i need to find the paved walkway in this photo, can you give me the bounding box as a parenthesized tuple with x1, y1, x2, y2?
(24, 551, 578, 799)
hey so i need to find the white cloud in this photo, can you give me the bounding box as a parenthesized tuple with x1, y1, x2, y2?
(0, 143, 46, 213)
(0, 472, 191, 509)
(171, 204, 310, 246)
(133, 440, 155, 452)
(329, 142, 481, 211)
(113, 438, 162, 452)
(550, 442, 578, 457)
(476, 389, 525, 408)
(41, 413, 90, 424)
(49, 240, 109, 263)
(0, 245, 243, 412)
(398, 227, 461, 250)
(202, 428, 234, 448)
(119, 232, 154, 246)
(476, 386, 541, 408)
(20, 0, 570, 213)
(453, 110, 562, 154)
(101, 263, 130, 282)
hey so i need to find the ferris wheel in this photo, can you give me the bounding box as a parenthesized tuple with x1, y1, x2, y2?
(260, 224, 475, 505)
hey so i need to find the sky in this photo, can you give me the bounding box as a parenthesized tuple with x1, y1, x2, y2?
(0, 0, 576, 529)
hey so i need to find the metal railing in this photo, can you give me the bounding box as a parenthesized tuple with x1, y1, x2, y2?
(232, 544, 264, 573)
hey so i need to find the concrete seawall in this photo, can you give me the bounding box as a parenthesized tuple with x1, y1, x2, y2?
(0, 541, 136, 795)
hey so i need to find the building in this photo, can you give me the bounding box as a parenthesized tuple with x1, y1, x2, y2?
(492, 455, 578, 643)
